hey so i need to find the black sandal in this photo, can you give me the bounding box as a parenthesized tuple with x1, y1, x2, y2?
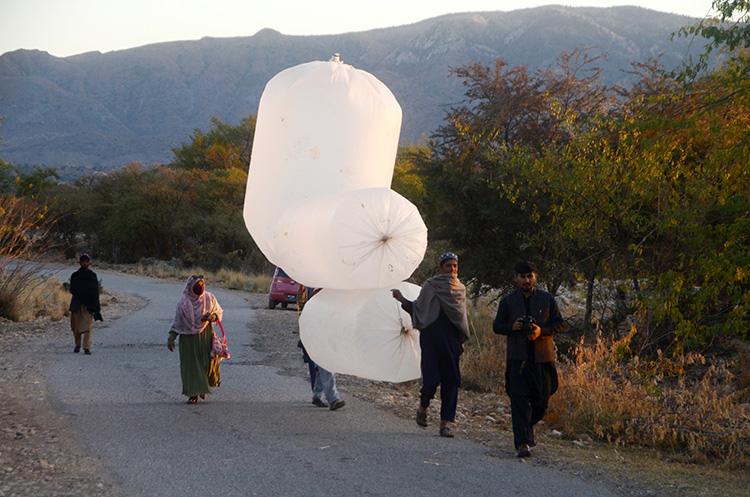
(187, 396, 198, 404)
(416, 409, 428, 428)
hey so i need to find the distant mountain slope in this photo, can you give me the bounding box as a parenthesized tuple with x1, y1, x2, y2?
(0, 6, 700, 174)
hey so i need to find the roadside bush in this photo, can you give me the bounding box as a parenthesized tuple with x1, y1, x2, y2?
(460, 300, 506, 392)
(549, 329, 750, 468)
(245, 273, 272, 294)
(0, 191, 62, 321)
(0, 289, 20, 321)
(0, 274, 68, 322)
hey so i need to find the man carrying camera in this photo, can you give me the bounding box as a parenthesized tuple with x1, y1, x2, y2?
(493, 261, 563, 457)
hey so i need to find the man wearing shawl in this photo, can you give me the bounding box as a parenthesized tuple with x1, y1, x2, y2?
(392, 252, 469, 438)
(493, 261, 564, 457)
(167, 276, 224, 404)
(69, 253, 102, 355)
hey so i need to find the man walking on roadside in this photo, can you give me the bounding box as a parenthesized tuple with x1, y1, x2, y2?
(493, 261, 563, 457)
(69, 253, 102, 355)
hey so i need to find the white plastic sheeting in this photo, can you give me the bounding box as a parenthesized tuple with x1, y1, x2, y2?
(273, 187, 427, 289)
(243, 56, 429, 382)
(243, 58, 403, 265)
(299, 283, 422, 382)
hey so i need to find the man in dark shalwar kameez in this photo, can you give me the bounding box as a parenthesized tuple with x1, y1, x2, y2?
(392, 252, 469, 438)
(493, 261, 563, 457)
(69, 253, 102, 355)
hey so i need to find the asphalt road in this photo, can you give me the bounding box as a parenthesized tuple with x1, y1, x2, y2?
(43, 267, 619, 497)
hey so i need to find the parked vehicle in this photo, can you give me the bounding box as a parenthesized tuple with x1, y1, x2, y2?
(268, 267, 301, 309)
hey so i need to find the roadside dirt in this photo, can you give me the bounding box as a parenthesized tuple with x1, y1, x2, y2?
(1, 289, 747, 496)
(0, 290, 143, 497)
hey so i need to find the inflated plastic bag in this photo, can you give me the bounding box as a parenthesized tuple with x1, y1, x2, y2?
(273, 187, 427, 289)
(299, 283, 422, 382)
(243, 57, 403, 265)
(243, 57, 429, 383)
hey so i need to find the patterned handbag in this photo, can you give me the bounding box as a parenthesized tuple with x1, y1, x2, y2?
(211, 319, 230, 360)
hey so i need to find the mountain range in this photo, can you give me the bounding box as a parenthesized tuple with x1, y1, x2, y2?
(0, 5, 702, 177)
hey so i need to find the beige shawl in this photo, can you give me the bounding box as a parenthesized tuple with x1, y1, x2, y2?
(411, 273, 470, 343)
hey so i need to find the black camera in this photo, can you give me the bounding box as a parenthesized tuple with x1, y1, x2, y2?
(521, 315, 537, 333)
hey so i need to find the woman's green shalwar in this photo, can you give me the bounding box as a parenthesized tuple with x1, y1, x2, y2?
(168, 326, 221, 396)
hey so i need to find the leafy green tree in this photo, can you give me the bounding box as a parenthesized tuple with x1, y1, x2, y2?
(675, 0, 750, 80)
(55, 114, 269, 272)
(522, 56, 749, 348)
(391, 143, 429, 209)
(14, 165, 60, 197)
(420, 48, 611, 293)
(171, 116, 257, 172)
(419, 41, 748, 350)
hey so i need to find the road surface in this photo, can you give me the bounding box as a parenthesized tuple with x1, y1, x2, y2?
(43, 267, 618, 497)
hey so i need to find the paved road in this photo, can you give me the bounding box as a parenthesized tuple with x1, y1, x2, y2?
(43, 267, 618, 497)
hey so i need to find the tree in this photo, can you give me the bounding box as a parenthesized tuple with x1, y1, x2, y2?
(391, 142, 429, 209)
(420, 43, 748, 350)
(675, 0, 750, 80)
(420, 48, 612, 293)
(55, 114, 269, 272)
(14, 165, 60, 197)
(171, 116, 257, 172)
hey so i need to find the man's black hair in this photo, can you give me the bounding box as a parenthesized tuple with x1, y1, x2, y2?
(514, 261, 538, 274)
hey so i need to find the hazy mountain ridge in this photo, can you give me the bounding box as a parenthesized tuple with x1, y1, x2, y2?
(0, 6, 700, 174)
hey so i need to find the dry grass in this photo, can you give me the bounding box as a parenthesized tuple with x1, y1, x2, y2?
(551, 329, 749, 468)
(0, 274, 69, 322)
(123, 262, 271, 294)
(461, 300, 506, 393)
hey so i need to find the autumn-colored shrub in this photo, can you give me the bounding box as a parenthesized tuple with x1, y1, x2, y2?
(550, 328, 750, 468)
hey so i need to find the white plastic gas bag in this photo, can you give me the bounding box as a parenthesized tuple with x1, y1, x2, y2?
(243, 58, 403, 265)
(243, 55, 429, 383)
(274, 187, 427, 289)
(299, 283, 422, 382)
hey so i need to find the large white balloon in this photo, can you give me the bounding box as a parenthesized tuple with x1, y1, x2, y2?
(299, 283, 422, 382)
(274, 187, 427, 289)
(243, 58, 403, 264)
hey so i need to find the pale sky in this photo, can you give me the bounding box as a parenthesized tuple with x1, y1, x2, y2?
(0, 0, 716, 58)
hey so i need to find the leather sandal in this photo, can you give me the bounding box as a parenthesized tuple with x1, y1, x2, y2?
(187, 396, 198, 404)
(439, 425, 455, 438)
(517, 444, 531, 457)
(416, 410, 428, 428)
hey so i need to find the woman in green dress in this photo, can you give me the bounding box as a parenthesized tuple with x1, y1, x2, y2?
(167, 275, 224, 403)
